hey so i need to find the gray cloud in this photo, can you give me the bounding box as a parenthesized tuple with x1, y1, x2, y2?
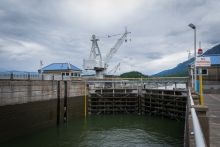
(0, 0, 220, 75)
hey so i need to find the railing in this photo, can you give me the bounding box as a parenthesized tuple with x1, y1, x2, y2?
(188, 89, 206, 147)
(0, 72, 81, 81)
(87, 77, 188, 90)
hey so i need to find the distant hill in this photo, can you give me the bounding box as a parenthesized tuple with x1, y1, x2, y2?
(120, 71, 148, 78)
(153, 58, 194, 77)
(152, 43, 220, 77)
(203, 44, 220, 55)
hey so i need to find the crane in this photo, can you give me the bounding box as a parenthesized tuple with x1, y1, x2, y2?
(107, 63, 120, 75)
(83, 28, 130, 78)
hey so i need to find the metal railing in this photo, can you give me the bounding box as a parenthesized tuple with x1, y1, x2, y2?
(0, 72, 81, 81)
(87, 77, 188, 90)
(189, 89, 206, 147)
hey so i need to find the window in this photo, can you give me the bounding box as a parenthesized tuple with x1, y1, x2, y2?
(62, 73, 65, 76)
(71, 73, 73, 76)
(196, 69, 208, 75)
(66, 73, 69, 76)
(202, 69, 208, 75)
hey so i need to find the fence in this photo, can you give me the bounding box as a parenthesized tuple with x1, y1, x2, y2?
(0, 72, 81, 81)
(87, 77, 188, 90)
(188, 89, 206, 147)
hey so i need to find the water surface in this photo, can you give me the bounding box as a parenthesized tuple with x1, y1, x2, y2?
(2, 115, 184, 147)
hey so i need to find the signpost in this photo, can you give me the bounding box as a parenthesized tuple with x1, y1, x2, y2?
(195, 56, 211, 105)
(195, 57, 211, 67)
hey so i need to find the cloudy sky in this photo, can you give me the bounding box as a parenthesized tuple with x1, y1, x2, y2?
(0, 0, 220, 75)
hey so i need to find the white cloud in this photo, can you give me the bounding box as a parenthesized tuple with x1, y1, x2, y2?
(0, 38, 47, 59)
(0, 0, 219, 74)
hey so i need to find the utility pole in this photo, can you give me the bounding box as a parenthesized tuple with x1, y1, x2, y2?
(188, 23, 197, 91)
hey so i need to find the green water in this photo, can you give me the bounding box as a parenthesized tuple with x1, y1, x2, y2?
(2, 115, 184, 147)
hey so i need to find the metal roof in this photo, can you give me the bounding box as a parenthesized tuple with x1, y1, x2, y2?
(42, 63, 81, 71)
(189, 55, 220, 66)
(203, 55, 220, 65)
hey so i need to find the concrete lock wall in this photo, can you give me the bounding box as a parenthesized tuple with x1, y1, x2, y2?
(0, 80, 85, 142)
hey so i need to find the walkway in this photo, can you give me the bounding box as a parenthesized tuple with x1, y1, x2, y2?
(204, 94, 220, 147)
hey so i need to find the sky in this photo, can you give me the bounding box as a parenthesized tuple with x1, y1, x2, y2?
(0, 0, 220, 75)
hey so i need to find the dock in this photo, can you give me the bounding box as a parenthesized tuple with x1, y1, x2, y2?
(205, 94, 220, 146)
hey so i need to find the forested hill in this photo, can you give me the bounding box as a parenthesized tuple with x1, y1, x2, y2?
(120, 71, 148, 78)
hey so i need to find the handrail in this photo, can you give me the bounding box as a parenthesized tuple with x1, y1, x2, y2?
(189, 89, 206, 147)
(0, 72, 82, 81)
(86, 77, 188, 80)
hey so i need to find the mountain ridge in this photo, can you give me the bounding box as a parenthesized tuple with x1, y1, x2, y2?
(152, 43, 220, 77)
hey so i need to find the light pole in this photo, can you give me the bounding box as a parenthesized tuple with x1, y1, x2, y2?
(188, 23, 197, 91)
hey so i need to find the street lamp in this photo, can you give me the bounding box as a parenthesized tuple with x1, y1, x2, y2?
(188, 23, 197, 91)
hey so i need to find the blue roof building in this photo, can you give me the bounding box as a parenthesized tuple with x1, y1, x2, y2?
(203, 55, 220, 66)
(40, 63, 81, 77)
(42, 63, 81, 71)
(190, 55, 220, 66)
(189, 55, 220, 82)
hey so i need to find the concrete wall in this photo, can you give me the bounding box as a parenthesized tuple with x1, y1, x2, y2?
(0, 80, 85, 106)
(0, 80, 85, 142)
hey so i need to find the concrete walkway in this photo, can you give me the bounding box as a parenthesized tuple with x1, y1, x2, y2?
(204, 94, 220, 147)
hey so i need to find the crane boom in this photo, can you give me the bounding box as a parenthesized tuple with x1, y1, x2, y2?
(108, 63, 120, 74)
(104, 28, 130, 67)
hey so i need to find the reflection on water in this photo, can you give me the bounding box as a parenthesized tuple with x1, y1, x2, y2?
(2, 115, 184, 147)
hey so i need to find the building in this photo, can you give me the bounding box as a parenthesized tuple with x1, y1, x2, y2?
(201, 55, 220, 81)
(201, 55, 220, 93)
(189, 55, 220, 93)
(40, 63, 81, 77)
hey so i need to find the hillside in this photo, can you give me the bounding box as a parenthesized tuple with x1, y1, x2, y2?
(120, 71, 148, 78)
(152, 43, 220, 77)
(153, 58, 194, 77)
(203, 44, 220, 55)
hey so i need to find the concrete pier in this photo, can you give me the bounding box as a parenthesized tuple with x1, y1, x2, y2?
(0, 80, 85, 142)
(205, 94, 220, 146)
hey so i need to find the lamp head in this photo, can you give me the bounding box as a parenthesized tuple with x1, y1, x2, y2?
(188, 23, 196, 29)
